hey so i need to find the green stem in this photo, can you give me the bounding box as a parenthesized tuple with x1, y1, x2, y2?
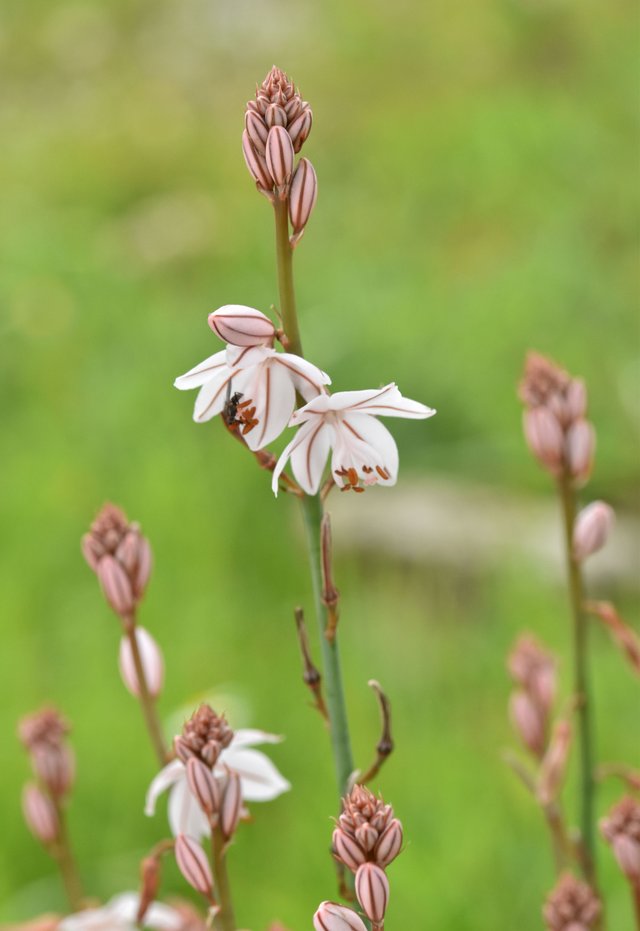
(53, 802, 84, 910)
(558, 476, 598, 889)
(272, 198, 355, 798)
(210, 826, 236, 931)
(125, 616, 169, 767)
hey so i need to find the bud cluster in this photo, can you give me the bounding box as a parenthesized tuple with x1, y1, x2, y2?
(82, 503, 152, 618)
(519, 352, 594, 484)
(542, 873, 601, 931)
(600, 795, 640, 885)
(174, 705, 234, 767)
(507, 635, 556, 759)
(243, 66, 318, 244)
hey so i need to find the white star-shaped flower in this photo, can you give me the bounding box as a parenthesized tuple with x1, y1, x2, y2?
(272, 383, 436, 496)
(145, 729, 291, 839)
(58, 893, 182, 931)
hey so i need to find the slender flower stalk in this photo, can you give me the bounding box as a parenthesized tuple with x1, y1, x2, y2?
(211, 825, 236, 931)
(123, 612, 169, 767)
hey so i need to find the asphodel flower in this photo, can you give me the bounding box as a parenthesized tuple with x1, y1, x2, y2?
(58, 892, 183, 930)
(272, 384, 435, 495)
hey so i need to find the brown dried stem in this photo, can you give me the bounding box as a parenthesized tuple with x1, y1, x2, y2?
(320, 513, 340, 643)
(294, 607, 328, 721)
(584, 600, 640, 677)
(359, 680, 394, 785)
(51, 801, 83, 911)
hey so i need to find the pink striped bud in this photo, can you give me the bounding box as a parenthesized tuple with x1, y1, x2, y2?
(537, 719, 572, 806)
(565, 378, 587, 424)
(265, 103, 287, 128)
(219, 769, 242, 840)
(566, 419, 595, 485)
(612, 835, 640, 883)
(332, 827, 366, 872)
(242, 130, 273, 191)
(265, 125, 294, 190)
(22, 784, 59, 845)
(355, 823, 378, 854)
(289, 158, 317, 239)
(97, 554, 135, 617)
(118, 627, 164, 699)
(355, 863, 389, 924)
(137, 855, 161, 925)
(573, 501, 614, 562)
(288, 108, 312, 153)
(374, 818, 403, 868)
(175, 833, 214, 899)
(173, 735, 194, 764)
(313, 902, 367, 931)
(600, 796, 640, 883)
(510, 690, 545, 758)
(244, 110, 268, 155)
(208, 305, 275, 348)
(186, 757, 220, 815)
(523, 408, 564, 474)
(31, 744, 75, 798)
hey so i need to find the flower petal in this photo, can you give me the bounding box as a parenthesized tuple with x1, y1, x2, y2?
(230, 728, 284, 749)
(275, 352, 331, 401)
(221, 747, 291, 802)
(334, 414, 399, 486)
(272, 418, 332, 496)
(243, 359, 296, 450)
(193, 367, 236, 423)
(174, 351, 228, 390)
(226, 344, 271, 369)
(295, 384, 435, 420)
(167, 774, 210, 839)
(145, 759, 184, 817)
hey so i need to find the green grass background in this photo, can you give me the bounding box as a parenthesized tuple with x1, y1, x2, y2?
(0, 0, 638, 927)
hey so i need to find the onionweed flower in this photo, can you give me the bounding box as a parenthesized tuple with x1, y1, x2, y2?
(542, 873, 601, 931)
(82, 504, 152, 617)
(58, 893, 183, 931)
(18, 707, 75, 799)
(600, 796, 640, 884)
(272, 384, 435, 495)
(313, 902, 367, 931)
(333, 785, 403, 873)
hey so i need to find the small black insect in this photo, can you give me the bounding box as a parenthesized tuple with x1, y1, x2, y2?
(223, 387, 244, 429)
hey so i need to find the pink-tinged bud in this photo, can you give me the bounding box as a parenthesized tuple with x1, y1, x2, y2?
(543, 873, 601, 931)
(355, 822, 378, 853)
(265, 103, 287, 128)
(132, 535, 152, 600)
(573, 501, 614, 562)
(374, 818, 403, 868)
(244, 110, 268, 155)
(612, 834, 640, 883)
(265, 125, 294, 189)
(138, 855, 161, 925)
(97, 554, 135, 617)
(509, 690, 545, 758)
(507, 635, 557, 714)
(288, 108, 312, 153)
(31, 744, 75, 798)
(537, 719, 572, 806)
(523, 407, 564, 474)
(81, 533, 102, 571)
(186, 757, 220, 816)
(22, 784, 59, 845)
(600, 796, 640, 883)
(289, 158, 317, 235)
(173, 735, 194, 764)
(566, 419, 595, 485)
(118, 627, 164, 699)
(219, 769, 242, 840)
(332, 827, 366, 872)
(565, 378, 587, 423)
(355, 863, 389, 924)
(313, 902, 367, 931)
(175, 834, 214, 899)
(208, 305, 276, 348)
(242, 130, 273, 191)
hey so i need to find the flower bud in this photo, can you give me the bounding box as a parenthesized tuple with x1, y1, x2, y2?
(219, 769, 242, 840)
(97, 554, 135, 617)
(31, 744, 75, 798)
(566, 419, 595, 485)
(244, 110, 268, 155)
(242, 130, 273, 191)
(265, 126, 294, 189)
(332, 827, 366, 872)
(355, 863, 389, 924)
(186, 757, 220, 816)
(537, 719, 572, 806)
(600, 796, 640, 883)
(137, 855, 161, 925)
(175, 834, 214, 899)
(523, 408, 564, 474)
(288, 108, 312, 153)
(374, 818, 403, 868)
(118, 627, 164, 699)
(208, 305, 276, 348)
(573, 501, 614, 562)
(289, 158, 317, 236)
(543, 873, 601, 931)
(313, 902, 367, 931)
(22, 784, 59, 845)
(510, 690, 545, 758)
(265, 103, 287, 128)
(355, 823, 378, 854)
(565, 378, 587, 424)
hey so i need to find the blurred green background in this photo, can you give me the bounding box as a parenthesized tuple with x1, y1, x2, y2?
(1, 0, 638, 927)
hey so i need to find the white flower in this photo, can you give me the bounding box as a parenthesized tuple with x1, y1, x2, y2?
(272, 383, 436, 496)
(58, 892, 182, 931)
(174, 344, 330, 450)
(145, 729, 291, 839)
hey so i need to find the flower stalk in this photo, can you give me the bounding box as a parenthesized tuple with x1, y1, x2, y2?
(52, 801, 84, 911)
(211, 825, 236, 931)
(124, 613, 169, 767)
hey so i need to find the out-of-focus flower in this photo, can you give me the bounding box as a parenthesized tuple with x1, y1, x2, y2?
(118, 627, 164, 699)
(600, 796, 640, 884)
(146, 710, 290, 839)
(333, 785, 403, 873)
(58, 893, 183, 931)
(313, 902, 367, 931)
(537, 718, 572, 806)
(273, 384, 435, 496)
(174, 342, 330, 450)
(82, 504, 152, 616)
(22, 784, 59, 845)
(542, 874, 601, 931)
(573, 501, 615, 562)
(174, 835, 214, 900)
(18, 707, 75, 799)
(507, 635, 556, 714)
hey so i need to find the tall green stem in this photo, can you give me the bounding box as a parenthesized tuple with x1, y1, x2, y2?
(558, 475, 598, 888)
(273, 198, 355, 798)
(210, 826, 236, 931)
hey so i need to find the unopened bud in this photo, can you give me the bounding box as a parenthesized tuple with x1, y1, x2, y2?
(265, 125, 294, 190)
(600, 796, 640, 883)
(374, 818, 403, 868)
(355, 863, 389, 924)
(510, 690, 546, 758)
(137, 856, 161, 924)
(242, 130, 273, 192)
(22, 784, 59, 845)
(332, 827, 366, 872)
(543, 873, 601, 931)
(313, 902, 367, 931)
(118, 627, 164, 699)
(97, 554, 135, 617)
(244, 110, 268, 155)
(219, 769, 242, 840)
(566, 419, 595, 485)
(175, 834, 214, 899)
(523, 408, 564, 475)
(288, 108, 312, 153)
(537, 719, 572, 806)
(573, 501, 614, 562)
(186, 757, 220, 816)
(173, 735, 194, 764)
(289, 158, 317, 238)
(265, 103, 287, 128)
(31, 744, 75, 798)
(355, 822, 378, 854)
(208, 305, 275, 348)
(565, 378, 587, 424)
